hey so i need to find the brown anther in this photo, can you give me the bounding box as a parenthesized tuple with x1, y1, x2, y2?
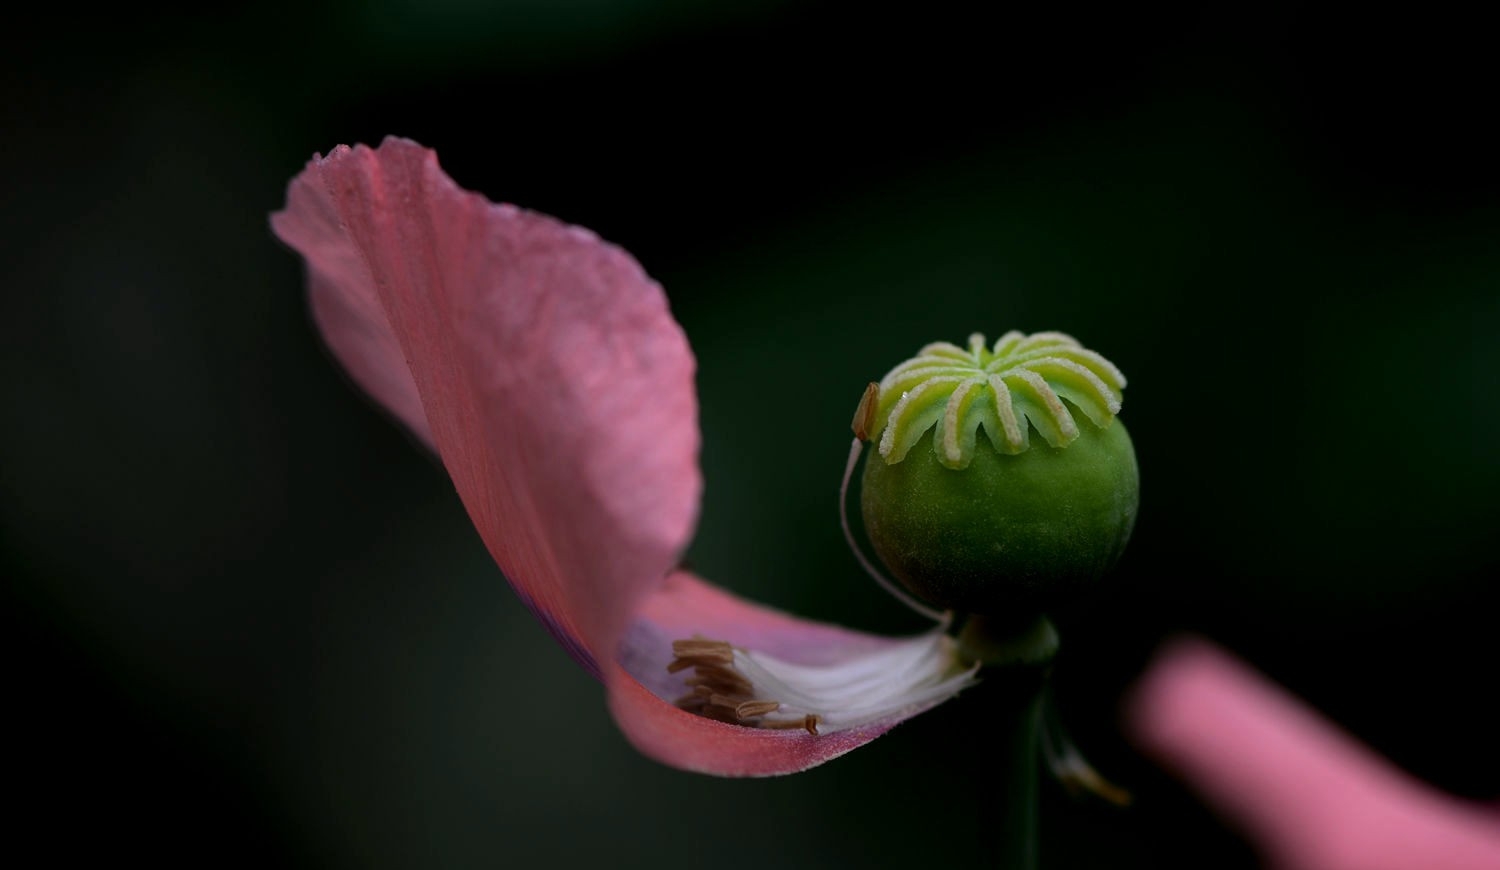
(851, 381, 880, 440)
(763, 714, 821, 735)
(688, 662, 749, 681)
(700, 705, 740, 724)
(671, 639, 734, 662)
(706, 693, 753, 712)
(668, 636, 824, 736)
(734, 700, 781, 720)
(684, 668, 753, 695)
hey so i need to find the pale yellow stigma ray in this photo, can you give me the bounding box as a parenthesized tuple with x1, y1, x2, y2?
(879, 376, 966, 462)
(985, 374, 1025, 450)
(865, 331, 1125, 468)
(940, 376, 987, 466)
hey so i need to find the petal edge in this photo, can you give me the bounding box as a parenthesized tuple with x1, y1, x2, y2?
(608, 572, 965, 776)
(272, 137, 702, 661)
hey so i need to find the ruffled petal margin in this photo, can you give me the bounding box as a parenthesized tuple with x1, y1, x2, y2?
(271, 137, 701, 664)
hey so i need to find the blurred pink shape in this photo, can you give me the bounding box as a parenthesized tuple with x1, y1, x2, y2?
(270, 137, 972, 776)
(1129, 639, 1500, 869)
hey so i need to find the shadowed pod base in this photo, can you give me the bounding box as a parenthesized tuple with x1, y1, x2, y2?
(861, 420, 1138, 617)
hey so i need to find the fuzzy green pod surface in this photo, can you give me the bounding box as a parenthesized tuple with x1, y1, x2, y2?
(856, 331, 1138, 617)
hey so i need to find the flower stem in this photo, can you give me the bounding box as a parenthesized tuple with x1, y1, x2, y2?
(997, 685, 1044, 869)
(960, 614, 1054, 870)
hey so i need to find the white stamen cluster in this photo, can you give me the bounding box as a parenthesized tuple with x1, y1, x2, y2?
(869, 331, 1126, 469)
(670, 630, 978, 734)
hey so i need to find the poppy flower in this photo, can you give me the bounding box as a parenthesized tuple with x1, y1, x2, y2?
(271, 136, 977, 777)
(1129, 639, 1500, 869)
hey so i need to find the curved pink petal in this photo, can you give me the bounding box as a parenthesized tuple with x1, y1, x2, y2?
(271, 137, 701, 663)
(273, 138, 973, 777)
(606, 663, 903, 776)
(1128, 638, 1500, 870)
(634, 570, 903, 663)
(274, 158, 433, 449)
(609, 571, 949, 776)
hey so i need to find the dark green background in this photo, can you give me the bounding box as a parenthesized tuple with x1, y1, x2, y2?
(5, 6, 1496, 867)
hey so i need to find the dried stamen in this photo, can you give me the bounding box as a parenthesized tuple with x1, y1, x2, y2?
(671, 639, 735, 664)
(763, 715, 822, 735)
(683, 667, 754, 695)
(733, 700, 783, 719)
(666, 629, 978, 736)
(851, 381, 880, 441)
(670, 637, 813, 730)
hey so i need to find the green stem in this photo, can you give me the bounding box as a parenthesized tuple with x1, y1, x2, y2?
(994, 684, 1043, 870)
(960, 614, 1054, 870)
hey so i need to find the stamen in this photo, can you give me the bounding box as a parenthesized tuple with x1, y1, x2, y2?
(684, 667, 754, 695)
(762, 715, 821, 735)
(734, 700, 782, 718)
(671, 639, 735, 662)
(668, 629, 977, 735)
(851, 381, 880, 441)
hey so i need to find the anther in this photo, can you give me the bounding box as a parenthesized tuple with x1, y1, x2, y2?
(684, 668, 754, 695)
(668, 636, 826, 734)
(762, 715, 821, 735)
(851, 381, 880, 441)
(733, 700, 782, 719)
(669, 629, 977, 737)
(671, 639, 734, 663)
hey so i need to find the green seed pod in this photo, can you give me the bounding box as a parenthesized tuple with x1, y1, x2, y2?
(855, 331, 1138, 617)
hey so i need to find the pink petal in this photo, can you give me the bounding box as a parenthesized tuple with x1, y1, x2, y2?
(273, 139, 970, 777)
(606, 663, 900, 776)
(271, 137, 701, 663)
(634, 570, 903, 663)
(1128, 638, 1500, 870)
(275, 161, 434, 449)
(608, 571, 941, 776)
